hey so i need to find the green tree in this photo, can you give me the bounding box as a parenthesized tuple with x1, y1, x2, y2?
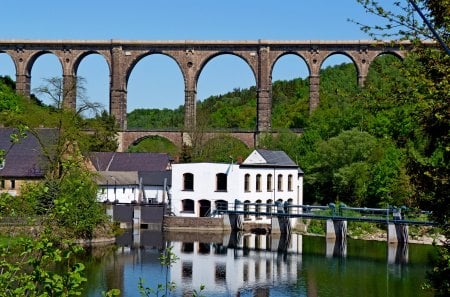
(353, 1, 449, 295)
(193, 135, 251, 163)
(82, 110, 119, 152)
(128, 136, 179, 156)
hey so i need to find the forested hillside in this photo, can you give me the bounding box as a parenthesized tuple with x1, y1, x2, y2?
(128, 55, 433, 210)
(0, 55, 437, 210)
(0, 76, 118, 153)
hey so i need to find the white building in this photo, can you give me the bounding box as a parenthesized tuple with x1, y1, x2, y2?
(170, 149, 303, 221)
(90, 152, 172, 204)
(96, 171, 140, 203)
(96, 171, 171, 204)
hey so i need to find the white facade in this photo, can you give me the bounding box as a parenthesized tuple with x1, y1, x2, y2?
(97, 184, 139, 204)
(170, 150, 303, 219)
(169, 233, 303, 296)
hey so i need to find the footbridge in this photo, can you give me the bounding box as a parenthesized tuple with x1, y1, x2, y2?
(214, 202, 435, 243)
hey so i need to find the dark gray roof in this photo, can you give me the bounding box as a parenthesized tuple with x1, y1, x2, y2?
(256, 149, 297, 166)
(0, 128, 57, 178)
(89, 152, 172, 172)
(139, 171, 172, 187)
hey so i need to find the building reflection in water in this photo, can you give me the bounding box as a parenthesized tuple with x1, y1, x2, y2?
(98, 229, 425, 297)
(168, 231, 303, 296)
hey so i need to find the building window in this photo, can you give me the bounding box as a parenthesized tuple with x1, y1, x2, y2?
(244, 174, 250, 192)
(256, 174, 261, 192)
(182, 261, 193, 279)
(182, 199, 195, 213)
(199, 199, 211, 217)
(198, 242, 211, 254)
(215, 200, 228, 211)
(277, 174, 283, 191)
(244, 200, 251, 219)
(101, 187, 106, 194)
(122, 187, 126, 194)
(10, 180, 15, 189)
(267, 174, 272, 192)
(256, 199, 262, 219)
(0, 179, 4, 189)
(216, 173, 227, 192)
(183, 173, 194, 191)
(182, 242, 194, 253)
(215, 263, 226, 283)
(266, 199, 273, 214)
(288, 174, 293, 191)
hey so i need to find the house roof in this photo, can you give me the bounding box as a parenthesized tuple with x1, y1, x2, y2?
(95, 171, 139, 186)
(0, 128, 57, 178)
(139, 171, 172, 187)
(89, 152, 172, 172)
(241, 149, 299, 168)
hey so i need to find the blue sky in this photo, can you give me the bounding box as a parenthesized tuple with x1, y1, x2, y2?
(0, 0, 390, 112)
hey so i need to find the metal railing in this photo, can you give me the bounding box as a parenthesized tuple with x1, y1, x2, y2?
(212, 201, 436, 226)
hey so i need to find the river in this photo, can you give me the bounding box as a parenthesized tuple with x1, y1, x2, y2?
(80, 230, 437, 297)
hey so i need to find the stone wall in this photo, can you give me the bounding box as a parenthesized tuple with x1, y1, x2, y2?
(163, 216, 224, 231)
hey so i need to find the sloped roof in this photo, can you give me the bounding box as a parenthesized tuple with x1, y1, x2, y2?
(89, 152, 172, 172)
(0, 128, 57, 178)
(139, 171, 172, 187)
(242, 149, 298, 168)
(95, 171, 139, 186)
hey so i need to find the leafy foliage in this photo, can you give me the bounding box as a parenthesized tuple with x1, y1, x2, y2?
(192, 135, 251, 163)
(0, 77, 119, 296)
(128, 107, 184, 130)
(0, 237, 87, 296)
(351, 1, 449, 295)
(128, 135, 179, 156)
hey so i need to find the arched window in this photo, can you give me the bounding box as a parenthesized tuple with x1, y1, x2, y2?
(277, 174, 283, 191)
(266, 199, 273, 214)
(288, 174, 293, 191)
(256, 199, 262, 219)
(256, 174, 261, 192)
(182, 199, 195, 213)
(267, 174, 273, 192)
(216, 173, 227, 191)
(215, 200, 228, 211)
(244, 200, 251, 219)
(244, 174, 250, 192)
(199, 199, 211, 217)
(183, 173, 194, 191)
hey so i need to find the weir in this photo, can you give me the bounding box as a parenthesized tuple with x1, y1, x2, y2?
(215, 202, 434, 244)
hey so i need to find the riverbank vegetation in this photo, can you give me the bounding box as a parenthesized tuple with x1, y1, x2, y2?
(0, 76, 120, 296)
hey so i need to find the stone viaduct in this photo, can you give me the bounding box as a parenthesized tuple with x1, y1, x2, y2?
(0, 39, 413, 150)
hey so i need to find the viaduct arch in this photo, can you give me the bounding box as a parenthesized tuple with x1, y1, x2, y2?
(0, 39, 414, 134)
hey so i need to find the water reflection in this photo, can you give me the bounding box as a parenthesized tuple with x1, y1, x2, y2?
(167, 231, 302, 296)
(81, 230, 435, 297)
